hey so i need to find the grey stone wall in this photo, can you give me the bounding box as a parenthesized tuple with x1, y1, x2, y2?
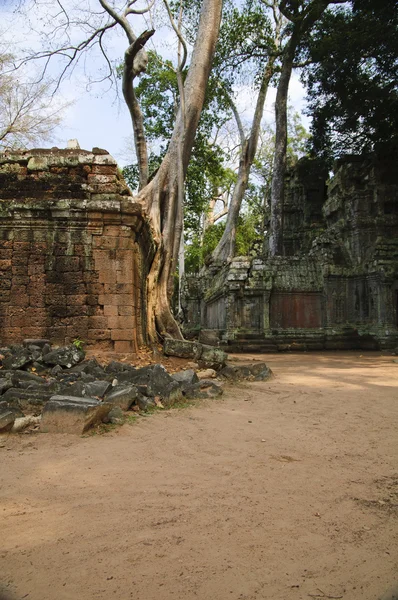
(184, 155, 398, 351)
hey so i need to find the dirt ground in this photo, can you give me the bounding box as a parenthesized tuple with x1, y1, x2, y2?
(1, 351, 397, 600)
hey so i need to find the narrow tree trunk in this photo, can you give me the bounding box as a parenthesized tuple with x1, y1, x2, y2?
(211, 58, 275, 263)
(268, 0, 333, 256)
(268, 42, 296, 256)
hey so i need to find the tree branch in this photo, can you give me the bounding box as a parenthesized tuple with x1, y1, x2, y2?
(162, 0, 188, 71)
(125, 0, 156, 16)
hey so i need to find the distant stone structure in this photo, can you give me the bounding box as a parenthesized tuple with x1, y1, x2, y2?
(184, 155, 398, 350)
(0, 147, 154, 352)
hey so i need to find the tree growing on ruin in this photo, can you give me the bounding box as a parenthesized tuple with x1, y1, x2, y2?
(9, 0, 223, 342)
(268, 0, 346, 257)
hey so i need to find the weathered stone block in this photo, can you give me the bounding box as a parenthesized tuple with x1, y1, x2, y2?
(42, 345, 85, 367)
(171, 369, 199, 390)
(163, 339, 202, 359)
(0, 405, 25, 432)
(41, 396, 111, 434)
(163, 339, 227, 367)
(114, 341, 134, 353)
(185, 380, 224, 399)
(104, 385, 139, 410)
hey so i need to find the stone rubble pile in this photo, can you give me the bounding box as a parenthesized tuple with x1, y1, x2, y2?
(0, 339, 272, 435)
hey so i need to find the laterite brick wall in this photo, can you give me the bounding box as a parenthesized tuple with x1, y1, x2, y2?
(0, 148, 154, 352)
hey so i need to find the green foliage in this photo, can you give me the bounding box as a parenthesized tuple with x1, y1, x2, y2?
(287, 111, 310, 165)
(123, 153, 163, 191)
(301, 0, 398, 162)
(122, 49, 234, 234)
(253, 110, 310, 207)
(134, 51, 181, 144)
(214, 0, 274, 87)
(185, 222, 225, 272)
(185, 205, 264, 273)
(72, 337, 84, 350)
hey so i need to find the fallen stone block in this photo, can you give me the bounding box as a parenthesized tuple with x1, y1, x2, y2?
(11, 370, 47, 385)
(65, 379, 111, 399)
(163, 339, 227, 368)
(249, 363, 273, 381)
(219, 365, 240, 380)
(127, 364, 183, 406)
(50, 365, 63, 376)
(185, 379, 224, 400)
(163, 339, 201, 359)
(219, 362, 273, 381)
(106, 406, 124, 424)
(0, 403, 24, 432)
(136, 396, 157, 411)
(0, 377, 13, 395)
(41, 395, 111, 434)
(84, 380, 112, 399)
(171, 369, 199, 390)
(198, 329, 221, 346)
(2, 347, 33, 370)
(1, 388, 53, 407)
(105, 361, 136, 374)
(199, 346, 228, 368)
(104, 385, 140, 410)
(42, 345, 85, 368)
(70, 359, 107, 379)
(65, 381, 86, 397)
(158, 381, 182, 407)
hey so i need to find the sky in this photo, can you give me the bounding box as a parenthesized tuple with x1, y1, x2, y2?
(0, 0, 310, 166)
(58, 73, 309, 166)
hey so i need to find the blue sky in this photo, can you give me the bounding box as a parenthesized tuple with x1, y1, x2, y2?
(1, 0, 310, 166)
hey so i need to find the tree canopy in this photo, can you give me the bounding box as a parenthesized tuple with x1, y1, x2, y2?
(301, 0, 398, 163)
(2, 0, 398, 340)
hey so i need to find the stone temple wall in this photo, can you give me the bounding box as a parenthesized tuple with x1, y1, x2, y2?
(0, 148, 154, 352)
(183, 155, 398, 351)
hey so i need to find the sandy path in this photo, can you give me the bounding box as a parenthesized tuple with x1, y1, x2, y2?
(1, 352, 397, 600)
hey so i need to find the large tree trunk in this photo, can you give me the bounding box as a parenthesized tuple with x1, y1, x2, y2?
(137, 0, 223, 342)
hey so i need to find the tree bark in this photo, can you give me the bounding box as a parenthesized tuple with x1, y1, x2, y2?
(122, 30, 155, 191)
(138, 0, 223, 342)
(210, 57, 276, 263)
(268, 37, 297, 256)
(268, 0, 337, 256)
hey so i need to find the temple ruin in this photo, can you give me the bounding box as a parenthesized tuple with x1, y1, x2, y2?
(184, 155, 398, 350)
(0, 149, 397, 353)
(0, 148, 154, 352)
